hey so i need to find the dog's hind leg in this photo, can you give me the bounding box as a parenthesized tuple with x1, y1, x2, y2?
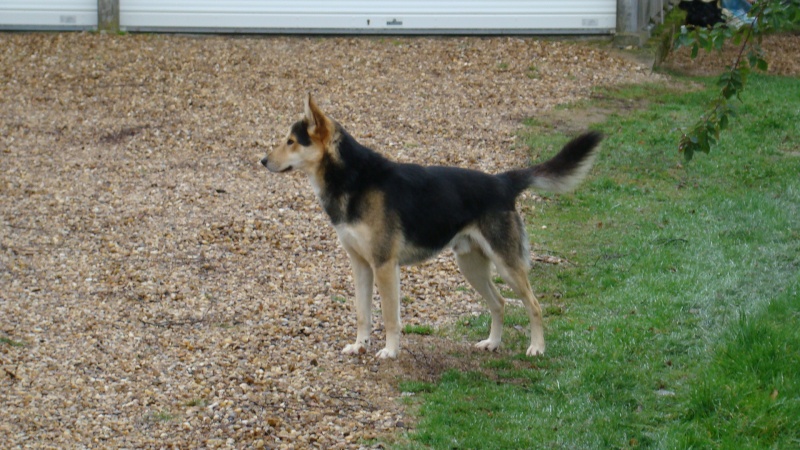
(342, 250, 374, 355)
(499, 264, 545, 357)
(480, 212, 546, 356)
(456, 247, 506, 352)
(374, 262, 401, 359)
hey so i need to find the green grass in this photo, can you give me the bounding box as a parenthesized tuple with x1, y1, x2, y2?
(677, 282, 800, 448)
(404, 324, 435, 336)
(183, 398, 208, 408)
(394, 74, 800, 449)
(400, 380, 438, 395)
(1, 336, 25, 347)
(146, 409, 176, 422)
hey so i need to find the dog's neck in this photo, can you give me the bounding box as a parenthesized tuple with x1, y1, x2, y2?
(312, 128, 391, 225)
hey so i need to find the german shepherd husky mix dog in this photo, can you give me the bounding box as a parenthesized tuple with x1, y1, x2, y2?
(262, 95, 601, 359)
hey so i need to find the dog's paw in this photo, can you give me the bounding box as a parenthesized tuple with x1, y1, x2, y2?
(375, 347, 398, 359)
(342, 343, 367, 355)
(474, 339, 501, 352)
(526, 343, 545, 357)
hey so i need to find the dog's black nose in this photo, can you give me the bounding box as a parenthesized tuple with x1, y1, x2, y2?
(260, 156, 269, 168)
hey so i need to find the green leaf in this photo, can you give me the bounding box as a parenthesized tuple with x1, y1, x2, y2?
(705, 119, 720, 139)
(719, 114, 729, 131)
(679, 134, 696, 161)
(683, 145, 695, 161)
(732, 30, 744, 46)
(674, 28, 695, 50)
(722, 84, 736, 100)
(748, 52, 759, 69)
(697, 33, 710, 52)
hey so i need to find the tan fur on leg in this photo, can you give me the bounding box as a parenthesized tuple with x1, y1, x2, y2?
(374, 262, 401, 359)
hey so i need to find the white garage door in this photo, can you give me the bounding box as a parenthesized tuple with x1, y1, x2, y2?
(0, 0, 97, 30)
(121, 1, 616, 34)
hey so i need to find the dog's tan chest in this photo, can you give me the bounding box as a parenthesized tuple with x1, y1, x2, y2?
(334, 223, 374, 261)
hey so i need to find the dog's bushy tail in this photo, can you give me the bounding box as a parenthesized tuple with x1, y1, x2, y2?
(505, 131, 602, 195)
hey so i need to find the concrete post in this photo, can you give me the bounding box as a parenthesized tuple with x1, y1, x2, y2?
(617, 0, 638, 33)
(98, 0, 119, 32)
(615, 0, 646, 47)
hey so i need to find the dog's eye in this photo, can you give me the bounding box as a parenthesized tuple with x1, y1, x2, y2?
(287, 139, 295, 146)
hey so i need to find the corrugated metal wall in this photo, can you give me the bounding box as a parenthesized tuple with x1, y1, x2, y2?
(119, 0, 616, 34)
(0, 0, 97, 30)
(0, 0, 619, 34)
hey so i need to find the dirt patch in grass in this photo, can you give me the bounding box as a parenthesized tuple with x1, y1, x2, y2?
(0, 32, 661, 448)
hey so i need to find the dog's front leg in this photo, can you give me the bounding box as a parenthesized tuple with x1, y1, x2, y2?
(374, 262, 401, 359)
(342, 251, 374, 355)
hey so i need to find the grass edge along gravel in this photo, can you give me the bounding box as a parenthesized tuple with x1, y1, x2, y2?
(389, 73, 800, 449)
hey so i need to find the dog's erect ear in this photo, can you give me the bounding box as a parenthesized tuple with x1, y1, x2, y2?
(304, 93, 318, 127)
(304, 93, 330, 142)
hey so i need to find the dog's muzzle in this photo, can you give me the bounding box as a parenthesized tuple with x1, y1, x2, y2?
(261, 156, 291, 173)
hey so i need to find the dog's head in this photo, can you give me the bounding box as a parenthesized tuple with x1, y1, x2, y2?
(261, 94, 335, 174)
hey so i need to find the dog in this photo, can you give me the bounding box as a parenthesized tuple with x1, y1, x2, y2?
(261, 95, 601, 359)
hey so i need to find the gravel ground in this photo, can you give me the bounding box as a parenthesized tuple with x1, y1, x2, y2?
(1, 32, 661, 449)
(661, 32, 800, 76)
